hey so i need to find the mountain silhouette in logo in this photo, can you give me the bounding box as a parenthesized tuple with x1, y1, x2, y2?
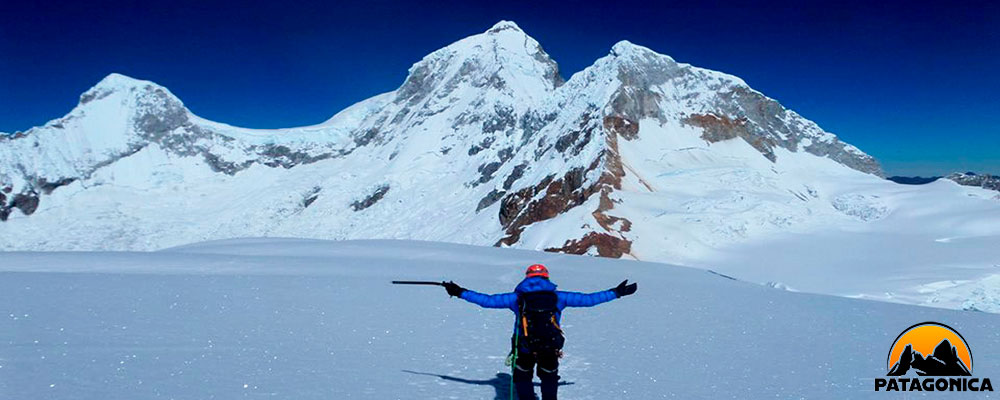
(888, 340, 972, 376)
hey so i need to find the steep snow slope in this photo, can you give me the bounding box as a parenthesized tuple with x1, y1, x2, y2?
(2, 239, 999, 399)
(2, 21, 998, 312)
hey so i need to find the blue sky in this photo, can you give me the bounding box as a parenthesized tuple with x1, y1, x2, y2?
(1, 0, 996, 176)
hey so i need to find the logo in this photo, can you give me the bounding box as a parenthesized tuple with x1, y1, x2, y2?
(876, 322, 992, 392)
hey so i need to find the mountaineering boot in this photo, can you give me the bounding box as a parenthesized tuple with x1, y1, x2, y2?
(514, 379, 535, 400)
(540, 377, 557, 399)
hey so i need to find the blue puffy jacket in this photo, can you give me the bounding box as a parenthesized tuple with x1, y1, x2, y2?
(459, 277, 618, 335)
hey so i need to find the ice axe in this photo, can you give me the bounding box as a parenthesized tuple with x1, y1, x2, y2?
(393, 280, 465, 297)
(391, 280, 445, 286)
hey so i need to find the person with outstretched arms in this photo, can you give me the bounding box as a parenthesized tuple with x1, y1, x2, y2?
(442, 264, 637, 400)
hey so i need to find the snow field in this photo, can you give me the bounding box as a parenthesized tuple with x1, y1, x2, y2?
(2, 239, 999, 399)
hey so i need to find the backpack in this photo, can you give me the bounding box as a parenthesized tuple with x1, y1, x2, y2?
(517, 291, 565, 353)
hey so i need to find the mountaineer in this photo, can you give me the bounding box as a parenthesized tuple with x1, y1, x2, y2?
(443, 264, 637, 400)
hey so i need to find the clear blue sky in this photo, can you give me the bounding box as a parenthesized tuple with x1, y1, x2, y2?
(1, 0, 997, 176)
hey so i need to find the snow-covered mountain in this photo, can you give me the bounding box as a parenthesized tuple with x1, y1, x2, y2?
(946, 172, 1000, 192)
(0, 21, 878, 247)
(3, 21, 999, 311)
(888, 172, 1000, 192)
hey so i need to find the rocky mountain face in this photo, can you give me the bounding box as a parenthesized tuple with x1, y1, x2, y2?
(1, 21, 888, 257)
(946, 172, 1000, 192)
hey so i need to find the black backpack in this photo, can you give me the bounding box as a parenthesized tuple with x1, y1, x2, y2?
(517, 291, 565, 353)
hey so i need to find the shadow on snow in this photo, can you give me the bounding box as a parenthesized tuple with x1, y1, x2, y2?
(403, 370, 574, 400)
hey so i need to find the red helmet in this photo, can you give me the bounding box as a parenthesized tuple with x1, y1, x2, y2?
(525, 264, 549, 278)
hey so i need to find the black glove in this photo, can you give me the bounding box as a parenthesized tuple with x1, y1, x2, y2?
(612, 280, 637, 298)
(443, 281, 466, 297)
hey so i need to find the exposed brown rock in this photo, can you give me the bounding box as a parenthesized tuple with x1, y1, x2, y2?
(544, 232, 632, 258)
(496, 166, 595, 246)
(589, 127, 633, 239)
(0, 179, 75, 222)
(683, 113, 777, 162)
(603, 115, 639, 140)
(496, 114, 634, 258)
(596, 123, 625, 190)
(498, 174, 553, 227)
(592, 189, 631, 233)
(11, 192, 39, 215)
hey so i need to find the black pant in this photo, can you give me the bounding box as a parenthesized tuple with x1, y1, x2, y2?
(513, 351, 559, 400)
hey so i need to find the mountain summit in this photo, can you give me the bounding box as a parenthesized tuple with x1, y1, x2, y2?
(0, 21, 970, 263)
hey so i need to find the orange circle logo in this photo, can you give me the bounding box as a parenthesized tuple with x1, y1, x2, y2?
(887, 322, 972, 376)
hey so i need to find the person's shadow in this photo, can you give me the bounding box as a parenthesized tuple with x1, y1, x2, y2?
(403, 370, 574, 400)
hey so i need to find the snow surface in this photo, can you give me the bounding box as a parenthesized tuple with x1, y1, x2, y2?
(695, 178, 1000, 313)
(2, 238, 999, 399)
